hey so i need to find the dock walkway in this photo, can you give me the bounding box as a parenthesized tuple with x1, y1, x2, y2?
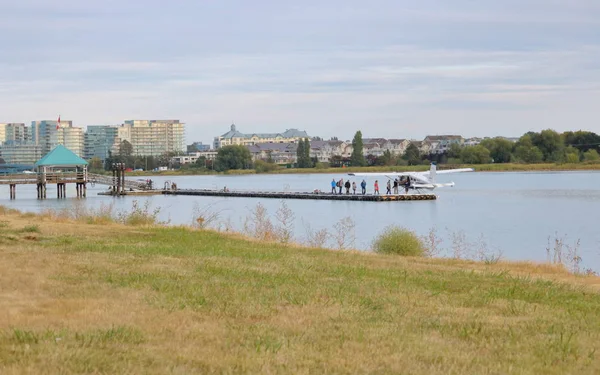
(162, 189, 437, 201)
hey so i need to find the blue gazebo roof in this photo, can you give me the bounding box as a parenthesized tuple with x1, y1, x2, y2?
(35, 145, 88, 167)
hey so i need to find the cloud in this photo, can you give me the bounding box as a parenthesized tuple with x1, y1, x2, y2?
(0, 0, 599, 142)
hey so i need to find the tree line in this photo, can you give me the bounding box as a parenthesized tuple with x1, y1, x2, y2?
(95, 129, 600, 173)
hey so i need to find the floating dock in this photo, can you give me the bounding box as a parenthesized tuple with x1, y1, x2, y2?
(159, 189, 437, 201)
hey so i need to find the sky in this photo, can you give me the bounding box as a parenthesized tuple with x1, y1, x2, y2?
(0, 0, 599, 144)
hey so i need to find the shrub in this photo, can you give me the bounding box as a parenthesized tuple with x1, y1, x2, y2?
(372, 226, 425, 256)
(20, 225, 40, 233)
(254, 160, 278, 173)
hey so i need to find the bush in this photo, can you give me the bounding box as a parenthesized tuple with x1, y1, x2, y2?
(254, 160, 278, 173)
(372, 226, 425, 256)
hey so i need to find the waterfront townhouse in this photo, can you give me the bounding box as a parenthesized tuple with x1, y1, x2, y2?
(424, 135, 464, 154)
(246, 142, 298, 164)
(309, 140, 352, 163)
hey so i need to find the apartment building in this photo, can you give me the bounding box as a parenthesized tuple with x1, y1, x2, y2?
(213, 124, 309, 149)
(117, 120, 185, 157)
(0, 142, 42, 165)
(31, 120, 85, 157)
(0, 123, 31, 144)
(84, 125, 119, 160)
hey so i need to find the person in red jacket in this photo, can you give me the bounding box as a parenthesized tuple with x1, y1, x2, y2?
(374, 180, 380, 195)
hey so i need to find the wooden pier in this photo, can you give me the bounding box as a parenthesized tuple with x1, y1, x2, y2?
(162, 189, 437, 201)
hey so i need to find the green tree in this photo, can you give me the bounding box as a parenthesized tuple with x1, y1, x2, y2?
(381, 150, 395, 166)
(447, 143, 462, 159)
(304, 138, 312, 167)
(564, 146, 581, 163)
(214, 145, 253, 172)
(350, 131, 366, 167)
(296, 138, 313, 168)
(194, 156, 207, 168)
(563, 131, 600, 153)
(402, 143, 421, 166)
(460, 145, 491, 164)
(119, 140, 133, 158)
(296, 138, 305, 167)
(480, 138, 514, 163)
(527, 129, 564, 162)
(514, 135, 543, 163)
(89, 157, 103, 170)
(584, 149, 600, 162)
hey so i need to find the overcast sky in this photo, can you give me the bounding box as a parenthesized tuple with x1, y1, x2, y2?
(1, 0, 599, 143)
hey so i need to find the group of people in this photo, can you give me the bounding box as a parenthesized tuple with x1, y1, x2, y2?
(331, 177, 411, 195)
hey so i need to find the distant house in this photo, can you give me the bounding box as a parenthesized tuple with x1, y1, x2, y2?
(213, 124, 310, 149)
(362, 138, 410, 157)
(309, 140, 351, 163)
(464, 137, 483, 146)
(246, 142, 298, 164)
(423, 135, 464, 154)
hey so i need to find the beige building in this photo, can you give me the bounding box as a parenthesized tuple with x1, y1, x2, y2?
(0, 123, 30, 144)
(213, 124, 309, 149)
(115, 120, 185, 157)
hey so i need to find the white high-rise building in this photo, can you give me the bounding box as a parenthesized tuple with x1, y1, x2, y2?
(117, 120, 185, 157)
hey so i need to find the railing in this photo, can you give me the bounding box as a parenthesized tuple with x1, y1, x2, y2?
(0, 172, 152, 190)
(87, 173, 152, 190)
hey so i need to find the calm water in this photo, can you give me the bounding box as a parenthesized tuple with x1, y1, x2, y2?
(1, 171, 599, 270)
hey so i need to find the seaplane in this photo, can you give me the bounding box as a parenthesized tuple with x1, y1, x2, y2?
(348, 163, 474, 193)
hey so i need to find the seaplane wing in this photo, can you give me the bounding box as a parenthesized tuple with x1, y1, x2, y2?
(433, 168, 475, 174)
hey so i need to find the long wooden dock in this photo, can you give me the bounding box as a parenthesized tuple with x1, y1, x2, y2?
(161, 189, 437, 201)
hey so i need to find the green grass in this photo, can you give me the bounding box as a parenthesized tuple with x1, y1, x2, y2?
(18, 224, 40, 233)
(1, 213, 600, 374)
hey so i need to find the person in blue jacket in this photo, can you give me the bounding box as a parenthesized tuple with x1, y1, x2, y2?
(331, 178, 337, 194)
(360, 179, 367, 195)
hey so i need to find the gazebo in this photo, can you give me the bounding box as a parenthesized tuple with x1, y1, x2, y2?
(35, 145, 88, 199)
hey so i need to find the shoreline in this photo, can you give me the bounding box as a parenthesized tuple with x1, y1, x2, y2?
(93, 162, 600, 177)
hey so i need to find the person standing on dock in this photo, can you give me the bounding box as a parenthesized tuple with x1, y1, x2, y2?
(386, 180, 391, 195)
(361, 179, 367, 195)
(352, 181, 357, 194)
(393, 179, 399, 195)
(374, 180, 380, 195)
(338, 178, 343, 194)
(344, 180, 351, 194)
(331, 179, 337, 194)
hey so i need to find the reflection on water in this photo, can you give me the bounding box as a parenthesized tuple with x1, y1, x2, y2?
(1, 171, 599, 270)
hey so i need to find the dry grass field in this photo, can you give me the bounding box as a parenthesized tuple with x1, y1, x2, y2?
(1, 206, 600, 374)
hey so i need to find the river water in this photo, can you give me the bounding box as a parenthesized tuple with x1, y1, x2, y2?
(1, 171, 599, 270)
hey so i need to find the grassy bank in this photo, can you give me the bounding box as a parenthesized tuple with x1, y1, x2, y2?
(1, 208, 600, 374)
(94, 162, 600, 177)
